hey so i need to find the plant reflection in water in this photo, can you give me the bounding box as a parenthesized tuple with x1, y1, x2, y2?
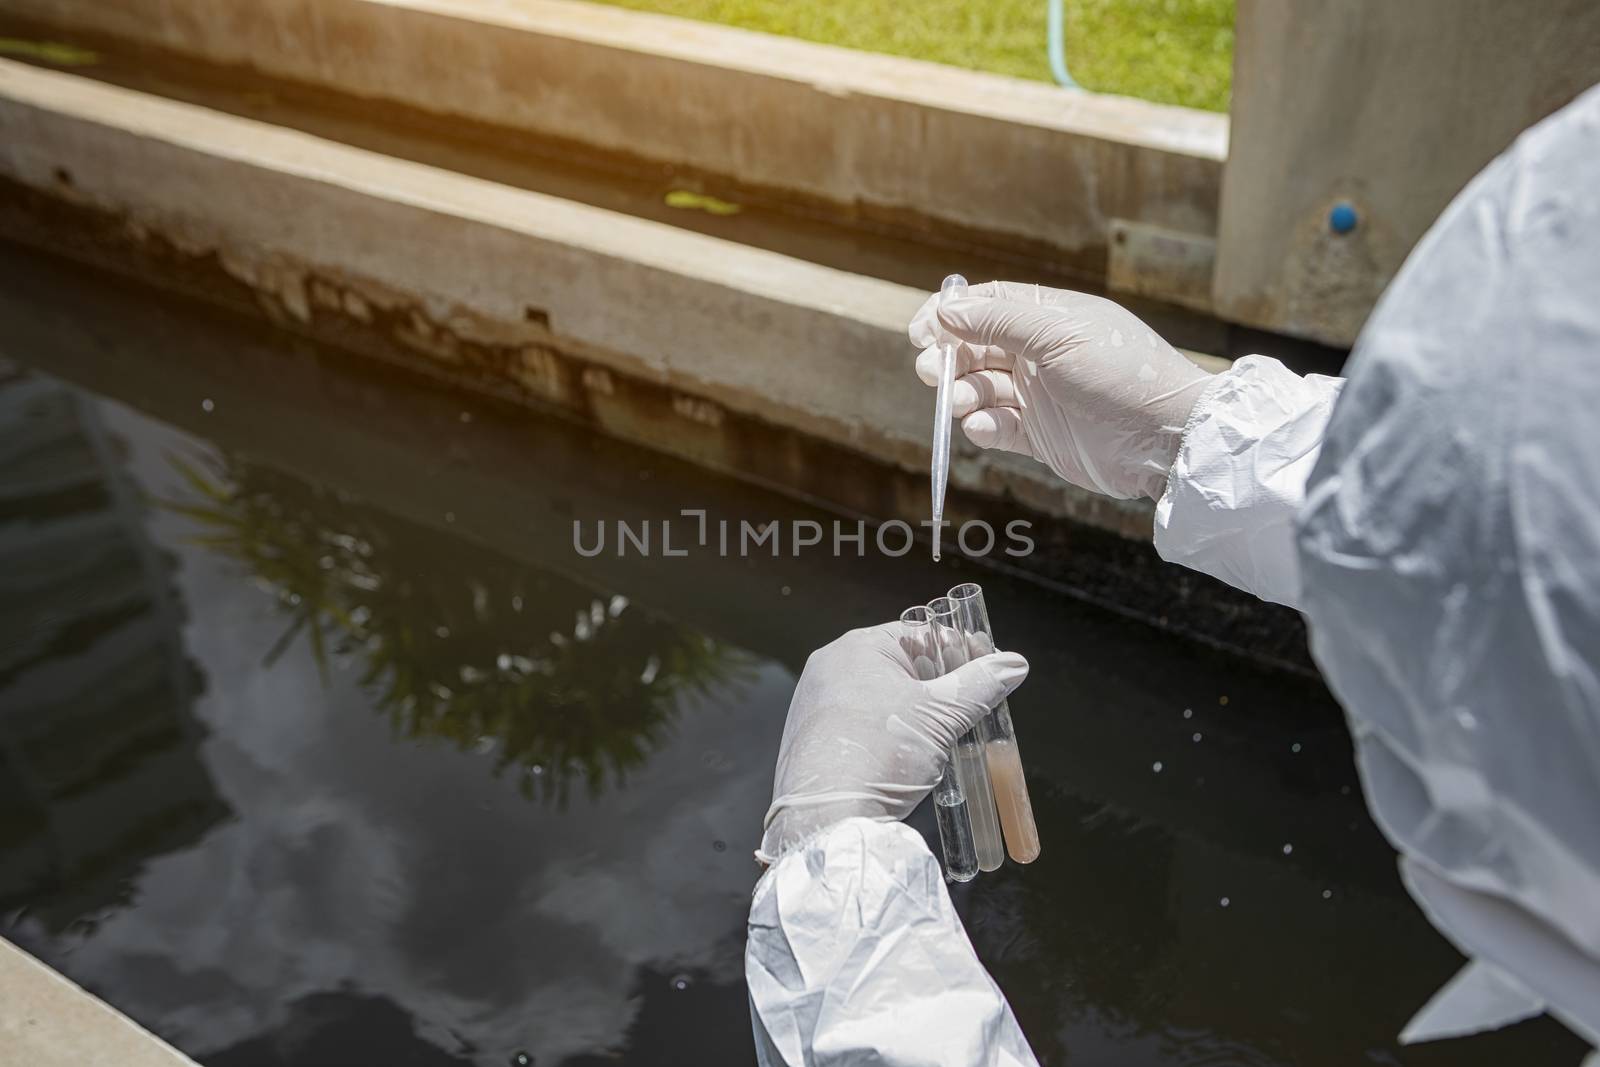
(158, 452, 750, 806)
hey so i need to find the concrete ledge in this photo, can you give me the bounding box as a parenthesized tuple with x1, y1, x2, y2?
(0, 939, 198, 1066)
(0, 60, 1164, 540)
(3, 0, 1226, 277)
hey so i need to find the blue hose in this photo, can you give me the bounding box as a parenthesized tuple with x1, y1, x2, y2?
(1047, 0, 1080, 89)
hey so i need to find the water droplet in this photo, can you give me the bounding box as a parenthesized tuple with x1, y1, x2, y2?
(1282, 843, 1294, 855)
(1218, 695, 1229, 706)
(459, 411, 473, 423)
(435, 625, 451, 638)
(780, 585, 791, 596)
(670, 973, 692, 991)
(713, 840, 727, 852)
(1291, 742, 1302, 753)
(1322, 889, 1333, 900)
(511, 1053, 534, 1067)
(1340, 785, 1352, 795)
(530, 764, 544, 776)
(1219, 896, 1231, 908)
(201, 398, 214, 413)
(445, 511, 456, 523)
(1152, 761, 1163, 773)
(511, 596, 524, 612)
(1182, 708, 1193, 719)
(1192, 732, 1202, 743)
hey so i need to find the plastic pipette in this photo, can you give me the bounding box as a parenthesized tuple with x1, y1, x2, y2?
(930, 274, 968, 562)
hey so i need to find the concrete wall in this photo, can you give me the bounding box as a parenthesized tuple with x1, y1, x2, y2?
(3, 0, 1226, 279)
(0, 59, 1160, 541)
(1214, 0, 1600, 346)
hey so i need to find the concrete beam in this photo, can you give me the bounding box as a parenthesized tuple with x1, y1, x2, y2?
(0, 939, 199, 1066)
(0, 60, 1175, 540)
(3, 0, 1226, 278)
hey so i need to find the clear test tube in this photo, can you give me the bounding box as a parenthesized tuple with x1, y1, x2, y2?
(948, 582, 1041, 864)
(900, 605, 978, 883)
(928, 596, 1005, 872)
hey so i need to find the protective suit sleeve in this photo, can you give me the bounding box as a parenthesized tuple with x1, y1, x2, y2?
(1152, 355, 1344, 608)
(745, 817, 1039, 1067)
(1294, 82, 1600, 1053)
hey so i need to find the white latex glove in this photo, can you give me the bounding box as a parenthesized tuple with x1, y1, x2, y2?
(909, 280, 1216, 501)
(757, 622, 1028, 864)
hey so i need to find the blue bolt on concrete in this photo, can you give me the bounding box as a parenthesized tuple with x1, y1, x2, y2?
(1329, 201, 1358, 234)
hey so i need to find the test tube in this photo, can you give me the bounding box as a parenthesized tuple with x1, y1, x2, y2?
(948, 582, 1041, 864)
(900, 605, 978, 883)
(928, 595, 1005, 872)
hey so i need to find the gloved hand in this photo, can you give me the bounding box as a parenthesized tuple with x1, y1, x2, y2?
(757, 622, 1028, 864)
(909, 281, 1216, 501)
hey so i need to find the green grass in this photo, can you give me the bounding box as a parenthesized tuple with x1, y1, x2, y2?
(586, 0, 1234, 112)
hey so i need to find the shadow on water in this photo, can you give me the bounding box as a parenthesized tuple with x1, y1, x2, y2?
(0, 242, 1587, 1067)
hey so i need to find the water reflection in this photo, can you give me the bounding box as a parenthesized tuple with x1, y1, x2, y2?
(0, 368, 229, 934)
(206, 992, 477, 1067)
(0, 375, 786, 1066)
(0, 246, 1587, 1067)
(157, 453, 749, 806)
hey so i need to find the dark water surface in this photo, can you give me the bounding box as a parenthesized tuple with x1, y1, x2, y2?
(0, 246, 1584, 1066)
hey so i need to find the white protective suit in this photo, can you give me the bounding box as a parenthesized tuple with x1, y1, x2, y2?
(748, 83, 1600, 1065)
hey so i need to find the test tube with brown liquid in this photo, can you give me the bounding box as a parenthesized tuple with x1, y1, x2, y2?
(947, 582, 1041, 864)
